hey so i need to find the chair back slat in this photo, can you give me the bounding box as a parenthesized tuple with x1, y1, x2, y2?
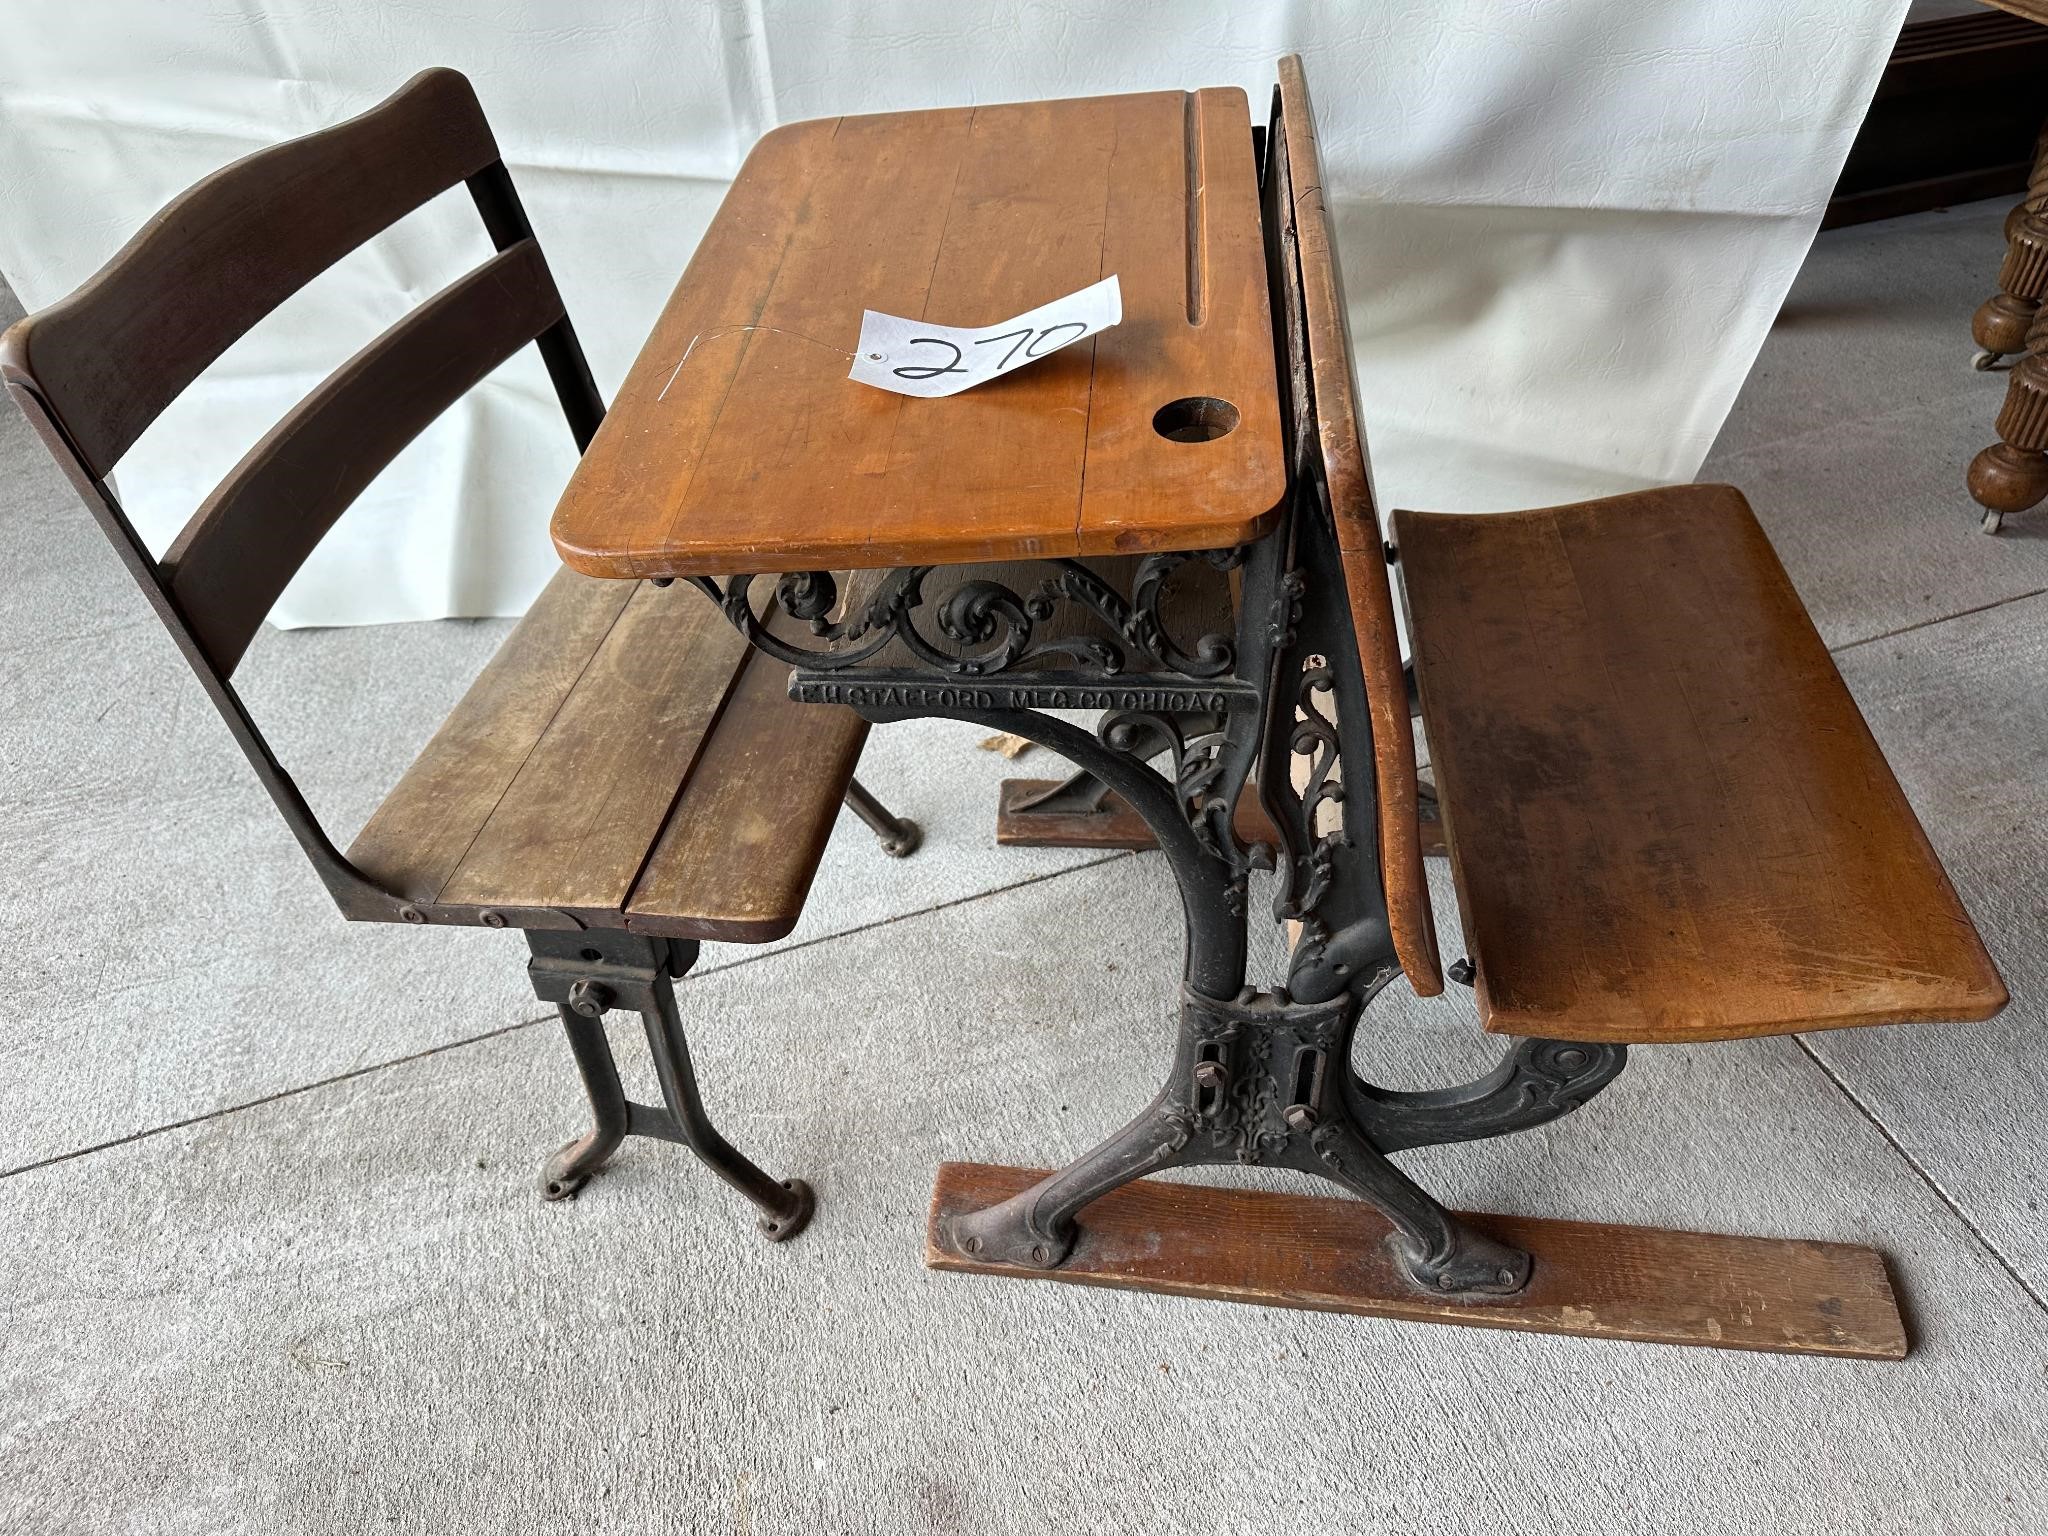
(161, 238, 566, 673)
(1273, 54, 1443, 996)
(4, 67, 498, 478)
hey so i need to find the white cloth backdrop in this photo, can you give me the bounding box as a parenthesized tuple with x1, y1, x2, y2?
(0, 1, 1908, 628)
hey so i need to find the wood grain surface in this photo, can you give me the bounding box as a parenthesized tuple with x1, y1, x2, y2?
(1273, 57, 1443, 996)
(161, 239, 565, 674)
(1396, 485, 2007, 1044)
(1, 68, 498, 479)
(928, 1162, 1910, 1359)
(550, 90, 1285, 578)
(995, 778, 1281, 848)
(349, 571, 866, 940)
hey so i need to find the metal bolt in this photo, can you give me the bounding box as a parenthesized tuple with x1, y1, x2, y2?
(1283, 1103, 1318, 1131)
(479, 909, 507, 929)
(1193, 1061, 1229, 1091)
(1438, 1273, 1457, 1290)
(567, 979, 613, 1018)
(398, 905, 425, 925)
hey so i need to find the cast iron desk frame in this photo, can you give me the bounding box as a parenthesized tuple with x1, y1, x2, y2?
(575, 106, 1626, 1301)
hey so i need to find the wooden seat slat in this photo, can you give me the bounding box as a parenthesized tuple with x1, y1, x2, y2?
(1395, 485, 2007, 1044)
(348, 568, 867, 938)
(627, 627, 869, 943)
(433, 581, 752, 917)
(344, 567, 639, 908)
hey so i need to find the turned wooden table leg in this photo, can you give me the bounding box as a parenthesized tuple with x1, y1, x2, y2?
(1970, 209, 2048, 534)
(1976, 120, 2048, 370)
(2006, 117, 2048, 243)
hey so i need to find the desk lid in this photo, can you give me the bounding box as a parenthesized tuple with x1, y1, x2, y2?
(552, 88, 1285, 578)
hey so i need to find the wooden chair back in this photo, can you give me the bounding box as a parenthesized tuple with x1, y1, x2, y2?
(0, 68, 604, 917)
(1267, 55, 1443, 995)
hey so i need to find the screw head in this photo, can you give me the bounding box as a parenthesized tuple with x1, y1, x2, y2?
(1030, 1245, 1050, 1264)
(398, 905, 425, 925)
(566, 979, 613, 1018)
(479, 909, 507, 929)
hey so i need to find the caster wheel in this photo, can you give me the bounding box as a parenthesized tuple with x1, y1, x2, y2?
(1982, 508, 2006, 536)
(1974, 349, 2007, 372)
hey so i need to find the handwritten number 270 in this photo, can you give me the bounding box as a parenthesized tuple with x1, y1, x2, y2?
(890, 321, 1089, 381)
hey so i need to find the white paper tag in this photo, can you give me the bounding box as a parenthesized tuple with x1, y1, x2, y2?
(848, 275, 1122, 398)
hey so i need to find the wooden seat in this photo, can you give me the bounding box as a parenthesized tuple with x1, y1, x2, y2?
(1395, 486, 2007, 1044)
(1270, 55, 2003, 1047)
(347, 567, 865, 942)
(0, 66, 878, 947)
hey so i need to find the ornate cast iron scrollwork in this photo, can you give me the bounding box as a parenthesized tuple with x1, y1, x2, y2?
(693, 550, 1243, 680)
(1244, 489, 1404, 1003)
(1272, 659, 1346, 925)
(1097, 708, 1271, 915)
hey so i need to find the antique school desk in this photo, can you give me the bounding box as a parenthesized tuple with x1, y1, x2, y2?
(551, 59, 2006, 1357)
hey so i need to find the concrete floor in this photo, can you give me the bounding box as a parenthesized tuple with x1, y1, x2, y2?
(3, 199, 2046, 1535)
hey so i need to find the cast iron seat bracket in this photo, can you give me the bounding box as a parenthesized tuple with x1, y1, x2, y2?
(526, 928, 815, 1241)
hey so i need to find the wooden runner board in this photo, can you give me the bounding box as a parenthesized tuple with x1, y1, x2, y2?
(995, 778, 1281, 849)
(927, 1162, 1909, 1359)
(551, 90, 1285, 579)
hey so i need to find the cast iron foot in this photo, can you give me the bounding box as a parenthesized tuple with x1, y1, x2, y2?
(540, 1135, 612, 1201)
(756, 1178, 816, 1242)
(947, 1198, 1075, 1269)
(1394, 1225, 1533, 1298)
(843, 777, 922, 857)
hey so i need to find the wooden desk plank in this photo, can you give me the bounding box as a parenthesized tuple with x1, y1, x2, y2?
(865, 97, 1113, 563)
(551, 90, 1284, 578)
